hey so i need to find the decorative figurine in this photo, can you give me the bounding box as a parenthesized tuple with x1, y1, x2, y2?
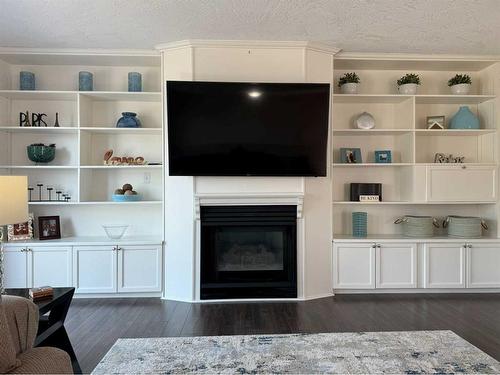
(54, 112, 60, 127)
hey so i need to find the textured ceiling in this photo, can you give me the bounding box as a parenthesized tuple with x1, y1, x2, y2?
(1, 0, 500, 54)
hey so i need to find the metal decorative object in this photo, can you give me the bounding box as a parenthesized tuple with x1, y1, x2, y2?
(19, 111, 32, 127)
(103, 149, 147, 165)
(31, 113, 48, 127)
(54, 112, 60, 127)
(434, 153, 465, 163)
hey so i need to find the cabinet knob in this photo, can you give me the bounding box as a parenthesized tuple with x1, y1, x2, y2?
(117, 247, 122, 251)
(21, 248, 26, 252)
(461, 165, 466, 169)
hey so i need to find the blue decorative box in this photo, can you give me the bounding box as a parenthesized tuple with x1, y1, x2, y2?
(128, 72, 142, 92)
(20, 71, 35, 90)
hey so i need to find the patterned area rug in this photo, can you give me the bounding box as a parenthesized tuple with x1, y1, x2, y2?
(92, 330, 499, 374)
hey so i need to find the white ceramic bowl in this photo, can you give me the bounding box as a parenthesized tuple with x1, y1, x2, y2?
(450, 83, 471, 95)
(102, 224, 129, 239)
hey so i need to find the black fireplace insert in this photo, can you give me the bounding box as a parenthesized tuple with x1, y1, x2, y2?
(200, 205, 297, 299)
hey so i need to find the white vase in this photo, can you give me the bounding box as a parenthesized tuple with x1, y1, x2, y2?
(398, 83, 418, 95)
(450, 83, 471, 95)
(340, 82, 358, 94)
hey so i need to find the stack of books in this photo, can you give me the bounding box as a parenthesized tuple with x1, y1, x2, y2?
(29, 286, 54, 301)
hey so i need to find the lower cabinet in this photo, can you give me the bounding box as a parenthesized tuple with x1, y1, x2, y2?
(333, 243, 375, 289)
(3, 246, 71, 288)
(74, 245, 162, 294)
(467, 243, 500, 288)
(423, 243, 466, 288)
(376, 243, 417, 289)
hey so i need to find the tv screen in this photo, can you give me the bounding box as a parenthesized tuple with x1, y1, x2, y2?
(166, 81, 330, 176)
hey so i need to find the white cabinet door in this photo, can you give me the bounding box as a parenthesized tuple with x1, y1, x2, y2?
(30, 246, 72, 288)
(423, 243, 466, 288)
(376, 243, 417, 289)
(333, 243, 375, 289)
(73, 246, 117, 293)
(467, 243, 500, 288)
(427, 166, 496, 202)
(117, 245, 162, 293)
(3, 246, 28, 288)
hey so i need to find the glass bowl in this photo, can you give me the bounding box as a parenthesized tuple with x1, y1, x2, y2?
(102, 224, 129, 239)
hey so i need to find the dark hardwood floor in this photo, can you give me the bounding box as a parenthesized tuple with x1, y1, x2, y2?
(65, 294, 500, 373)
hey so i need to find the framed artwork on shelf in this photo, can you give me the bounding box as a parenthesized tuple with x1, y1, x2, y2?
(427, 116, 445, 129)
(38, 216, 61, 241)
(340, 148, 362, 163)
(374, 150, 392, 163)
(7, 213, 34, 241)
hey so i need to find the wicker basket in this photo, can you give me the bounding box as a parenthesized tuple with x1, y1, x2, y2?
(444, 216, 488, 238)
(395, 215, 439, 237)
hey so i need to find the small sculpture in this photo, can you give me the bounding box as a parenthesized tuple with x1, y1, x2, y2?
(103, 149, 147, 166)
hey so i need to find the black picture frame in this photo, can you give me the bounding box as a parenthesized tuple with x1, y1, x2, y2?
(38, 216, 61, 240)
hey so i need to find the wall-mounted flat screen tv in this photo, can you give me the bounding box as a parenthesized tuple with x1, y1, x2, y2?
(166, 81, 330, 176)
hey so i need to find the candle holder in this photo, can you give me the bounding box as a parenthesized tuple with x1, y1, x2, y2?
(28, 186, 34, 202)
(47, 186, 54, 201)
(37, 183, 44, 201)
(56, 191, 62, 201)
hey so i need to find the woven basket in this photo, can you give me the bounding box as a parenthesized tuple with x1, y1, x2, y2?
(395, 215, 439, 237)
(444, 216, 488, 238)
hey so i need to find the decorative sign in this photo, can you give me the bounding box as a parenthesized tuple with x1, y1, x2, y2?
(359, 195, 380, 202)
(434, 153, 465, 163)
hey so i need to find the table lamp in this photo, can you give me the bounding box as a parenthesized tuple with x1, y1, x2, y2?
(0, 176, 29, 293)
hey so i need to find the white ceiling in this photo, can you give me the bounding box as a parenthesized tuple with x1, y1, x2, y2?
(1, 0, 500, 54)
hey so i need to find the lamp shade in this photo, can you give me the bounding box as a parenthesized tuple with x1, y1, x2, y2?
(0, 176, 29, 226)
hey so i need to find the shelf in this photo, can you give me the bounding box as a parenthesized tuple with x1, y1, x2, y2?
(415, 163, 498, 166)
(0, 90, 78, 101)
(333, 234, 500, 242)
(78, 91, 161, 102)
(0, 165, 78, 169)
(415, 129, 496, 136)
(333, 94, 413, 103)
(332, 201, 495, 205)
(0, 126, 78, 133)
(29, 201, 79, 205)
(332, 129, 412, 136)
(333, 163, 413, 167)
(79, 127, 162, 134)
(77, 201, 162, 205)
(415, 95, 496, 104)
(80, 165, 162, 169)
(0, 235, 164, 247)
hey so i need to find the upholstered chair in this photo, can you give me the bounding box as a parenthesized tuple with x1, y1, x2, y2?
(0, 295, 73, 374)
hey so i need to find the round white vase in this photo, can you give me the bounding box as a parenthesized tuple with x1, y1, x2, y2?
(398, 83, 418, 95)
(450, 83, 471, 95)
(340, 82, 358, 94)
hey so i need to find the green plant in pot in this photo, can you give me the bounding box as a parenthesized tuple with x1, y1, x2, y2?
(27, 143, 56, 163)
(448, 74, 471, 95)
(397, 73, 421, 95)
(338, 72, 360, 94)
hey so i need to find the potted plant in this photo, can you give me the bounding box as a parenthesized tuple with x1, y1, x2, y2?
(338, 72, 360, 94)
(448, 74, 471, 95)
(397, 73, 420, 95)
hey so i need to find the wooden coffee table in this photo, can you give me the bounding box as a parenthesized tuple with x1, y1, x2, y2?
(6, 287, 82, 374)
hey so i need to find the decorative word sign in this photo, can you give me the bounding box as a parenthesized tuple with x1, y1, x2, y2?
(19, 111, 48, 127)
(434, 153, 465, 163)
(359, 195, 380, 202)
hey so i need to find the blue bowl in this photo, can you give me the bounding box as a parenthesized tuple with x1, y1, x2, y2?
(112, 194, 142, 202)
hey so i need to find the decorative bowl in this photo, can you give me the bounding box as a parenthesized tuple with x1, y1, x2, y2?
(102, 224, 129, 239)
(27, 144, 56, 163)
(112, 194, 142, 202)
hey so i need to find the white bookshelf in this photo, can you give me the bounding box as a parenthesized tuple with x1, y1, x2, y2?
(332, 54, 500, 238)
(0, 50, 163, 238)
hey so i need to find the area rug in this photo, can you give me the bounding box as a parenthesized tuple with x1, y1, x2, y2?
(92, 330, 499, 374)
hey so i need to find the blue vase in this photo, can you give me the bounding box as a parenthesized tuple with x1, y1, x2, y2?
(79, 71, 93, 91)
(128, 72, 142, 92)
(116, 112, 141, 128)
(352, 212, 368, 238)
(20, 71, 35, 90)
(449, 106, 480, 129)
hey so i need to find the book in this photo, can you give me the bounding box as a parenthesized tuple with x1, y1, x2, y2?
(29, 286, 54, 300)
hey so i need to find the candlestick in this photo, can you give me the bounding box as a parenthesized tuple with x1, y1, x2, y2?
(36, 183, 43, 201)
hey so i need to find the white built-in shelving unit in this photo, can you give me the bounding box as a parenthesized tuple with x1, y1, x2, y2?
(332, 54, 500, 238)
(0, 50, 164, 237)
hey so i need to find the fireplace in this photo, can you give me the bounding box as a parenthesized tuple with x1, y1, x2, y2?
(200, 205, 297, 299)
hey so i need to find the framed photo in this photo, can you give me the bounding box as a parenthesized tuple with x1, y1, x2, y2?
(7, 213, 34, 241)
(375, 150, 392, 163)
(427, 115, 445, 129)
(38, 216, 61, 241)
(340, 148, 362, 163)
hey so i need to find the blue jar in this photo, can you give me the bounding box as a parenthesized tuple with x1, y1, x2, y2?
(79, 71, 93, 91)
(128, 72, 142, 92)
(20, 71, 35, 90)
(116, 112, 141, 128)
(352, 212, 368, 238)
(449, 106, 480, 129)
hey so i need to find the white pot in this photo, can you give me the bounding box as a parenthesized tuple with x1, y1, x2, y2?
(450, 83, 471, 95)
(398, 83, 418, 95)
(340, 82, 358, 94)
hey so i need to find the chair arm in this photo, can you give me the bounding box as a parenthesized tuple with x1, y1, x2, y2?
(1, 296, 39, 355)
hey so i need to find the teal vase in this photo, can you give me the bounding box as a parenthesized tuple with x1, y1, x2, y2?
(449, 106, 480, 129)
(352, 212, 368, 238)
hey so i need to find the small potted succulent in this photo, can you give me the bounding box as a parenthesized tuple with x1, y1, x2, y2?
(397, 73, 421, 95)
(448, 74, 471, 95)
(338, 72, 360, 94)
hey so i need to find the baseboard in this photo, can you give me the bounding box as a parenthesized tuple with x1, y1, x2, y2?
(74, 292, 162, 299)
(333, 289, 500, 294)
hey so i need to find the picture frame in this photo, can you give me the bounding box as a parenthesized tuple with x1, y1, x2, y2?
(38, 216, 61, 241)
(427, 115, 445, 129)
(340, 148, 362, 163)
(7, 213, 34, 241)
(374, 150, 392, 163)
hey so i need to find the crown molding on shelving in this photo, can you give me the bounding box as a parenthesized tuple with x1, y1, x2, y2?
(155, 39, 341, 55)
(335, 51, 500, 62)
(0, 47, 159, 57)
